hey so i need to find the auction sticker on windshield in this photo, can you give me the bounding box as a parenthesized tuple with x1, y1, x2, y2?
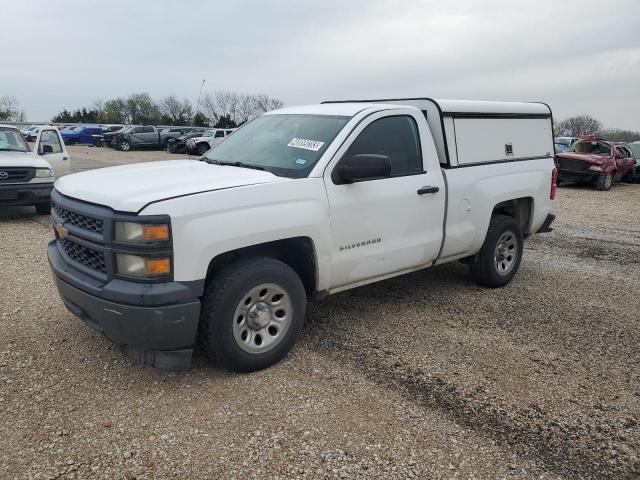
(287, 138, 325, 152)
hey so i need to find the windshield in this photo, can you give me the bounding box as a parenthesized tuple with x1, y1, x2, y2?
(0, 127, 30, 152)
(554, 137, 572, 146)
(572, 141, 612, 156)
(201, 130, 214, 137)
(629, 143, 640, 158)
(203, 114, 350, 178)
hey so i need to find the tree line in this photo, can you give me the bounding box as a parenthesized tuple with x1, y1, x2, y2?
(554, 114, 640, 142)
(50, 91, 284, 128)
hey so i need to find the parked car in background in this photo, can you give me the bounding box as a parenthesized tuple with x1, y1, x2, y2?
(103, 126, 128, 147)
(23, 126, 43, 142)
(186, 128, 235, 156)
(61, 125, 104, 145)
(554, 136, 578, 153)
(555, 135, 635, 190)
(0, 124, 70, 214)
(112, 125, 164, 151)
(166, 129, 205, 153)
(159, 127, 200, 149)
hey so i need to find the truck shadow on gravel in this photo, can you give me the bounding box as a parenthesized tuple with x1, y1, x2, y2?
(302, 263, 640, 480)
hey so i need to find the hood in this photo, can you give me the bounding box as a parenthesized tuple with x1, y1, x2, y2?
(54, 160, 285, 212)
(556, 152, 609, 165)
(0, 150, 52, 169)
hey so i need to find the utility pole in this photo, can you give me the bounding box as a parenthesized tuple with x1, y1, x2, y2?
(194, 79, 205, 125)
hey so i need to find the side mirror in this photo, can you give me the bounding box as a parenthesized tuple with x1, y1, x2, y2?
(337, 154, 391, 183)
(40, 144, 54, 155)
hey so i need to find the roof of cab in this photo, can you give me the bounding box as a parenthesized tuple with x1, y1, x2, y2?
(266, 102, 402, 117)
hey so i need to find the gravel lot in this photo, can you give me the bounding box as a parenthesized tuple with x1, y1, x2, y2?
(1, 146, 639, 479)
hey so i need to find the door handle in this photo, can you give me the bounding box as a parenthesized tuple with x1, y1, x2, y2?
(417, 186, 439, 195)
(63, 156, 69, 161)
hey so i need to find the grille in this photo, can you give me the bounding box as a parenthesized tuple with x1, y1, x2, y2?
(59, 238, 106, 274)
(52, 202, 104, 234)
(0, 167, 34, 183)
(558, 159, 591, 172)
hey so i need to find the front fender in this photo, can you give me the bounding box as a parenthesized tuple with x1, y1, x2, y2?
(140, 178, 333, 291)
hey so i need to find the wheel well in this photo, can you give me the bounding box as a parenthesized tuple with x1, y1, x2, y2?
(491, 197, 533, 233)
(206, 237, 317, 297)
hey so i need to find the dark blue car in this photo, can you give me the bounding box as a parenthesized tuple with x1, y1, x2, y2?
(61, 125, 103, 145)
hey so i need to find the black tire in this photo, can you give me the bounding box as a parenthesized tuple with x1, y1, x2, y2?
(595, 172, 613, 191)
(195, 143, 209, 156)
(199, 257, 307, 372)
(470, 214, 524, 288)
(118, 140, 131, 151)
(35, 202, 50, 215)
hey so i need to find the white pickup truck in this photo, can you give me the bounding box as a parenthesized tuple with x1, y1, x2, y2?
(47, 99, 556, 372)
(0, 125, 70, 213)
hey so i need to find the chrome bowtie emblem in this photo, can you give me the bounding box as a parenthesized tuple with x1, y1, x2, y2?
(55, 223, 68, 239)
(0, 171, 8, 179)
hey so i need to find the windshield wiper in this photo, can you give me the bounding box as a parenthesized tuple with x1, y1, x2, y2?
(203, 159, 264, 171)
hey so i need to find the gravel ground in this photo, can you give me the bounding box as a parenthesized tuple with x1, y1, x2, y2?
(0, 148, 639, 479)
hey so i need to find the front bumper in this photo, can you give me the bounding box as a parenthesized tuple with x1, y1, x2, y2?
(0, 182, 53, 206)
(48, 241, 202, 370)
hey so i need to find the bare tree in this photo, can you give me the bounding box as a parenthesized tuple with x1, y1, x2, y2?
(555, 115, 603, 137)
(160, 95, 193, 125)
(0, 96, 23, 122)
(201, 90, 283, 126)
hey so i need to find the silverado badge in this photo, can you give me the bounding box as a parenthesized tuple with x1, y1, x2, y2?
(55, 223, 68, 239)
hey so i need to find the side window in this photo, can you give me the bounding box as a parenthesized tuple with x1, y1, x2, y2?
(141, 126, 154, 133)
(131, 127, 142, 134)
(40, 130, 63, 153)
(344, 115, 423, 177)
(214, 130, 225, 138)
(616, 148, 625, 159)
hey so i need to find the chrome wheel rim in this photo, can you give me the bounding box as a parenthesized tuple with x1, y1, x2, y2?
(232, 283, 292, 354)
(604, 174, 612, 189)
(494, 231, 518, 276)
(121, 142, 130, 151)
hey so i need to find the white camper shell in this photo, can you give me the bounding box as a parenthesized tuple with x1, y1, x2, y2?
(323, 98, 554, 168)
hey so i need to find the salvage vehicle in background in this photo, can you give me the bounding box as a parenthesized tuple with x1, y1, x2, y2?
(554, 136, 578, 153)
(61, 125, 103, 144)
(622, 141, 640, 182)
(166, 129, 205, 153)
(0, 124, 70, 214)
(159, 127, 200, 149)
(112, 125, 163, 151)
(555, 135, 635, 190)
(186, 128, 235, 156)
(48, 98, 556, 373)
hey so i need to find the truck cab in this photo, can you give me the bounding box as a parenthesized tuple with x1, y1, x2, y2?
(47, 99, 556, 372)
(0, 125, 70, 213)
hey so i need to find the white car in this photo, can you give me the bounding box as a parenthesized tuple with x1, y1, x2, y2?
(0, 125, 70, 213)
(48, 99, 556, 372)
(186, 128, 236, 156)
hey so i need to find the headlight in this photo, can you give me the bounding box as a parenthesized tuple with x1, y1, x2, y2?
(589, 165, 603, 172)
(35, 168, 54, 178)
(116, 254, 171, 277)
(114, 221, 170, 243)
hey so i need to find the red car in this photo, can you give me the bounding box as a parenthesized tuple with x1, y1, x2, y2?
(555, 135, 636, 190)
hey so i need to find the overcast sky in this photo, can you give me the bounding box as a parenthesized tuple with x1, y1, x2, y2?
(3, 0, 639, 129)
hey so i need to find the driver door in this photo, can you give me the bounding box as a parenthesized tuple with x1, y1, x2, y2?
(323, 110, 446, 289)
(35, 127, 70, 176)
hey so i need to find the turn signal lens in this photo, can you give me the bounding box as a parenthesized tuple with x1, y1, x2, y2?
(146, 258, 171, 275)
(550, 168, 558, 200)
(143, 225, 170, 241)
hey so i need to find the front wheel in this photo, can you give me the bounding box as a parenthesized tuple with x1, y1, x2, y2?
(118, 140, 131, 151)
(595, 172, 613, 191)
(199, 257, 307, 372)
(470, 214, 524, 288)
(195, 143, 209, 156)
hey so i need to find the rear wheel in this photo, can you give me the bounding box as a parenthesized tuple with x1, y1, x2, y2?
(199, 257, 307, 372)
(470, 214, 523, 288)
(595, 172, 613, 191)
